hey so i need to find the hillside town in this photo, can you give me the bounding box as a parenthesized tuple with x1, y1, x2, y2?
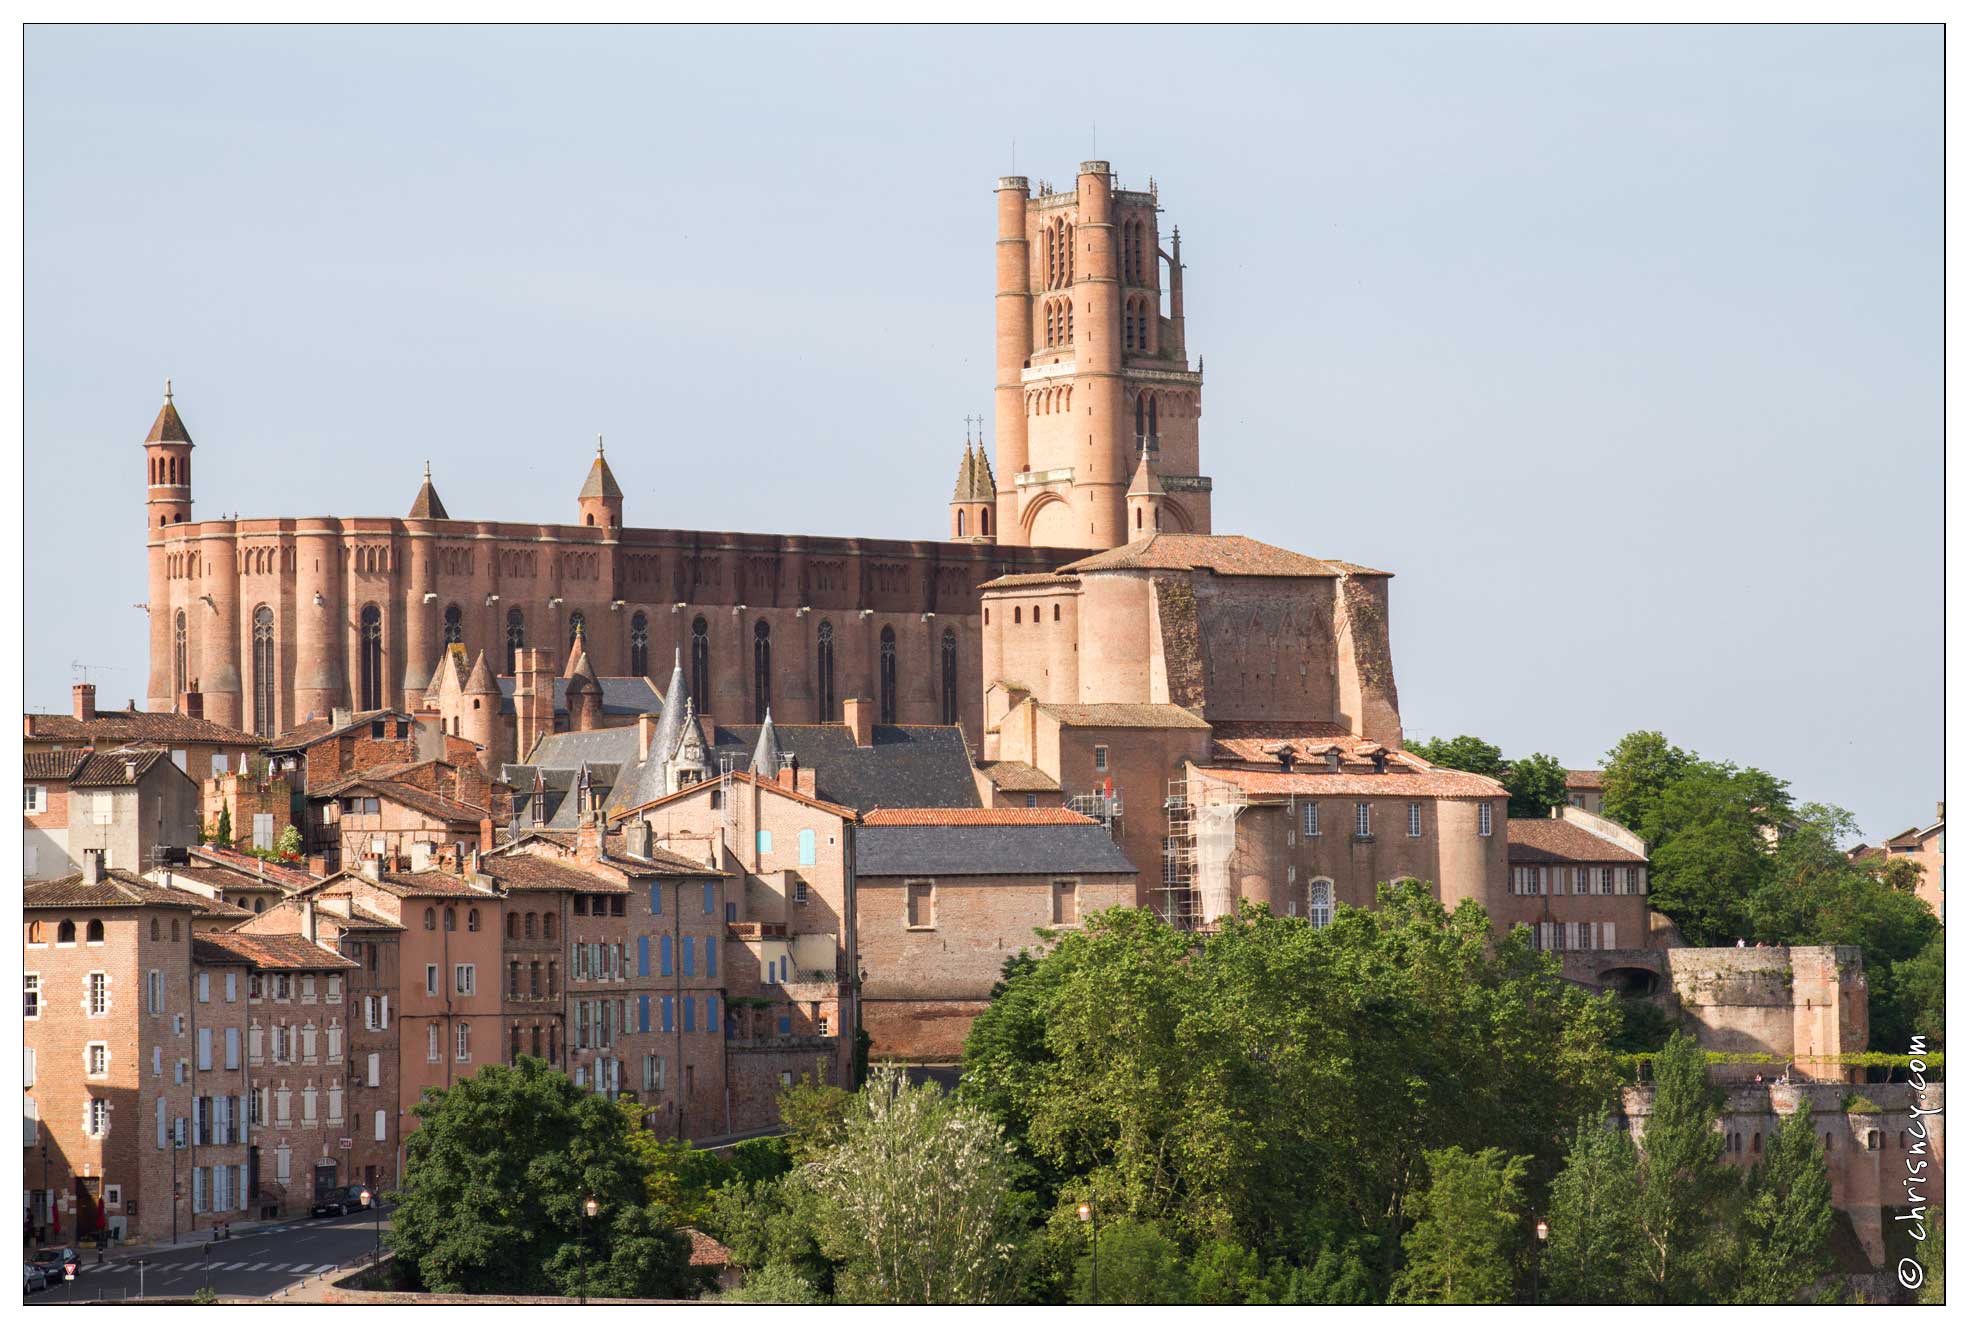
(21, 99, 1944, 1308)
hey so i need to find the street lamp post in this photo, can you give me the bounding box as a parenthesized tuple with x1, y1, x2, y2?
(1533, 1218, 1549, 1305)
(1077, 1201, 1099, 1304)
(580, 1196, 600, 1306)
(361, 1189, 378, 1261)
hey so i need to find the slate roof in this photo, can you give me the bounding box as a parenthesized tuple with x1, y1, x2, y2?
(863, 807, 1094, 826)
(193, 933, 356, 971)
(24, 749, 91, 782)
(27, 709, 261, 748)
(974, 760, 1061, 793)
(1058, 533, 1387, 579)
(1034, 701, 1211, 730)
(495, 676, 662, 720)
(1507, 818, 1647, 864)
(856, 821, 1136, 877)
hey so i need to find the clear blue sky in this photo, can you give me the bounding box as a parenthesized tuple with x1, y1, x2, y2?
(24, 24, 1940, 843)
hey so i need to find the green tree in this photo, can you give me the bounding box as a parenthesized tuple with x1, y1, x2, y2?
(391, 1057, 700, 1298)
(1600, 731, 1691, 833)
(1503, 752, 1571, 820)
(1072, 1216, 1192, 1304)
(704, 1174, 835, 1294)
(1543, 1116, 1642, 1303)
(1407, 735, 1505, 777)
(273, 822, 303, 859)
(212, 805, 233, 849)
(1187, 1237, 1273, 1304)
(1892, 938, 1945, 1045)
(778, 1072, 854, 1165)
(1264, 1243, 1379, 1303)
(1390, 1146, 1530, 1304)
(1643, 762, 1789, 945)
(1633, 1034, 1738, 1302)
(1733, 1103, 1835, 1303)
(807, 1064, 1023, 1304)
(1914, 1207, 1943, 1305)
(719, 1262, 824, 1304)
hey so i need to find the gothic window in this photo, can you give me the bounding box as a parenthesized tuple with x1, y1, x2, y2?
(506, 607, 525, 674)
(982, 507, 991, 535)
(690, 616, 709, 712)
(252, 605, 275, 737)
(879, 626, 898, 725)
(358, 605, 383, 710)
(1148, 393, 1159, 442)
(630, 611, 649, 676)
(442, 604, 463, 645)
(956, 510, 966, 538)
(753, 620, 771, 723)
(940, 628, 958, 726)
(568, 611, 585, 656)
(1044, 226, 1056, 289)
(173, 611, 187, 700)
(1135, 394, 1146, 444)
(816, 620, 835, 722)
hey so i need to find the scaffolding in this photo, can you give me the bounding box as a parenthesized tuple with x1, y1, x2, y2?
(1161, 778, 1199, 930)
(1066, 787, 1124, 840)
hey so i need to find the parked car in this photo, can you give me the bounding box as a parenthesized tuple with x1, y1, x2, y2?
(310, 1186, 370, 1218)
(29, 1247, 77, 1281)
(25, 1262, 50, 1294)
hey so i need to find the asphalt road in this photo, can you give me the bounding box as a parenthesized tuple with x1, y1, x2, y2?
(25, 1208, 390, 1303)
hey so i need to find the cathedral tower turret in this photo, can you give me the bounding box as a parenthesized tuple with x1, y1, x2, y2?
(144, 382, 194, 712)
(947, 420, 997, 544)
(579, 436, 622, 531)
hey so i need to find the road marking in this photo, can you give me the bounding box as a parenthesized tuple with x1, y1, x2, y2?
(247, 1262, 267, 1270)
(225, 1261, 249, 1270)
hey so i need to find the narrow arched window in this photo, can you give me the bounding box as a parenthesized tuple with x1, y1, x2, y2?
(982, 507, 991, 535)
(940, 628, 959, 726)
(630, 611, 649, 676)
(443, 907, 456, 932)
(1149, 394, 1159, 444)
(752, 620, 772, 722)
(252, 605, 276, 737)
(1135, 394, 1146, 445)
(956, 510, 966, 538)
(443, 603, 463, 645)
(506, 607, 525, 674)
(359, 605, 384, 710)
(689, 615, 710, 712)
(879, 625, 898, 725)
(58, 920, 76, 944)
(567, 611, 585, 656)
(86, 919, 105, 943)
(816, 620, 835, 722)
(173, 611, 187, 700)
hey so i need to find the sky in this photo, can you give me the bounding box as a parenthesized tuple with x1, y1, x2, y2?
(23, 24, 1941, 843)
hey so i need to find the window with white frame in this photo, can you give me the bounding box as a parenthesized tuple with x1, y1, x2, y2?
(148, 970, 164, 1014)
(24, 785, 46, 813)
(197, 972, 210, 1003)
(88, 972, 108, 1016)
(86, 1097, 109, 1137)
(454, 964, 476, 996)
(1092, 746, 1108, 773)
(1407, 802, 1422, 837)
(427, 1023, 441, 1063)
(1620, 867, 1639, 895)
(1302, 803, 1319, 837)
(425, 964, 438, 996)
(1478, 804, 1493, 837)
(1574, 867, 1589, 895)
(1600, 867, 1615, 896)
(456, 1021, 471, 1061)
(1355, 803, 1371, 838)
(24, 973, 39, 1019)
(1308, 879, 1334, 929)
(86, 1042, 108, 1077)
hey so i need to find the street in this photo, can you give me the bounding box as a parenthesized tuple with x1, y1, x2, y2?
(25, 1208, 390, 1304)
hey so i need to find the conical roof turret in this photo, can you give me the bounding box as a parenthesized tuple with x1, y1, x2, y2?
(463, 649, 499, 696)
(950, 439, 978, 502)
(580, 437, 623, 501)
(1127, 448, 1165, 498)
(408, 461, 449, 519)
(145, 380, 193, 445)
(749, 709, 783, 776)
(646, 648, 689, 790)
(970, 442, 997, 502)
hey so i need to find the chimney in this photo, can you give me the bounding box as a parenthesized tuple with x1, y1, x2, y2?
(515, 649, 555, 765)
(576, 815, 601, 863)
(301, 900, 318, 943)
(410, 841, 433, 873)
(180, 689, 204, 720)
(360, 854, 382, 882)
(778, 762, 796, 790)
(157, 867, 173, 891)
(306, 854, 329, 878)
(331, 707, 352, 731)
(479, 816, 496, 855)
(844, 697, 874, 747)
(81, 847, 104, 885)
(796, 766, 817, 798)
(625, 818, 653, 860)
(638, 712, 658, 762)
(72, 683, 96, 722)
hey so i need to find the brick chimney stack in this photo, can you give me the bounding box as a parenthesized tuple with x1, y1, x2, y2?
(73, 683, 97, 721)
(80, 847, 104, 885)
(179, 688, 204, 720)
(844, 697, 874, 748)
(514, 648, 555, 764)
(638, 712, 658, 762)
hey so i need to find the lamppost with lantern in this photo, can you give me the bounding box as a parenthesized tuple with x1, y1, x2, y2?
(579, 1195, 600, 1305)
(361, 1188, 380, 1262)
(1532, 1218, 1549, 1304)
(1077, 1200, 1099, 1304)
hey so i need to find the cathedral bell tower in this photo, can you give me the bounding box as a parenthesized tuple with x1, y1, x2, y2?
(145, 379, 194, 531)
(144, 382, 195, 714)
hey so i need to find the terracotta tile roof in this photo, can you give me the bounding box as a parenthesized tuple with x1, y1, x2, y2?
(975, 760, 1061, 793)
(683, 1228, 732, 1268)
(71, 749, 175, 787)
(1507, 818, 1646, 864)
(146, 396, 192, 443)
(521, 829, 718, 876)
(161, 862, 294, 895)
(325, 868, 499, 899)
(1057, 533, 1388, 579)
(265, 709, 407, 750)
(1034, 701, 1211, 730)
(188, 845, 319, 889)
(613, 768, 857, 822)
(978, 572, 1082, 590)
(1208, 721, 1356, 764)
(1566, 769, 1605, 790)
(26, 709, 261, 747)
(193, 932, 356, 971)
(347, 780, 489, 825)
(481, 852, 626, 894)
(1193, 763, 1507, 800)
(408, 466, 449, 520)
(864, 806, 1094, 826)
(25, 871, 249, 918)
(24, 749, 90, 781)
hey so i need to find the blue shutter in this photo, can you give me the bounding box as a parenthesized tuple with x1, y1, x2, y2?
(637, 936, 650, 977)
(799, 829, 816, 866)
(707, 996, 719, 1032)
(682, 936, 695, 977)
(661, 996, 673, 1033)
(777, 1014, 791, 1036)
(683, 997, 695, 1033)
(703, 882, 715, 914)
(638, 995, 650, 1033)
(707, 940, 718, 979)
(650, 883, 661, 914)
(660, 935, 672, 976)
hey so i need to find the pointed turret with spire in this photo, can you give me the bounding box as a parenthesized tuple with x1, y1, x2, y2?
(564, 625, 603, 732)
(1127, 446, 1165, 538)
(749, 709, 784, 777)
(578, 434, 623, 531)
(408, 461, 449, 520)
(948, 415, 998, 544)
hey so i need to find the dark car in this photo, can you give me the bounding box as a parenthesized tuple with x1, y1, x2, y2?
(30, 1247, 78, 1280)
(310, 1185, 370, 1218)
